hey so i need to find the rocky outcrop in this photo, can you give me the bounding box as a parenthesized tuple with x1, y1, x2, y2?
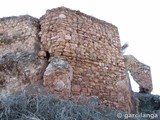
(43, 57, 73, 99)
(0, 15, 47, 94)
(124, 55, 153, 93)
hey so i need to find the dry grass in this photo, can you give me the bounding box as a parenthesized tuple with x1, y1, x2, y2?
(1, 91, 158, 120)
(0, 91, 108, 120)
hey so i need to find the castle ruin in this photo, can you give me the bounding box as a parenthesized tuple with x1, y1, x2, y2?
(0, 7, 152, 113)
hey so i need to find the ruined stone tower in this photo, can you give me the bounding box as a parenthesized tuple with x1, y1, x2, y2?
(39, 7, 134, 112)
(0, 7, 139, 113)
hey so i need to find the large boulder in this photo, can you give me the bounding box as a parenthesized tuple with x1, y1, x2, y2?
(43, 57, 73, 99)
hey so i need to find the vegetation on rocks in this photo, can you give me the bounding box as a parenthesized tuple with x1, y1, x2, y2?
(0, 92, 159, 120)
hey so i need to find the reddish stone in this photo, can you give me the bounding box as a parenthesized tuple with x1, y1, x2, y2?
(0, 15, 47, 94)
(43, 58, 73, 98)
(81, 88, 87, 93)
(72, 84, 81, 92)
(124, 55, 153, 93)
(0, 7, 150, 113)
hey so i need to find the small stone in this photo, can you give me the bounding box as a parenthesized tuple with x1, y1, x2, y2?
(72, 85, 81, 92)
(59, 14, 66, 18)
(55, 81, 65, 90)
(65, 35, 71, 40)
(38, 51, 46, 57)
(81, 88, 87, 92)
(78, 78, 83, 81)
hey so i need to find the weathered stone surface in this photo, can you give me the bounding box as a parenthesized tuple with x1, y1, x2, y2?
(0, 15, 47, 94)
(0, 7, 153, 113)
(124, 55, 153, 93)
(43, 57, 73, 99)
(0, 15, 40, 57)
(40, 7, 135, 112)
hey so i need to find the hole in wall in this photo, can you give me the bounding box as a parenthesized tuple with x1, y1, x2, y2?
(128, 72, 139, 92)
(46, 51, 50, 60)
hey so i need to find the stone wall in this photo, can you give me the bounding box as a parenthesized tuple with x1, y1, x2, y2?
(0, 16, 40, 56)
(0, 7, 145, 113)
(0, 15, 47, 93)
(124, 55, 153, 93)
(39, 7, 134, 112)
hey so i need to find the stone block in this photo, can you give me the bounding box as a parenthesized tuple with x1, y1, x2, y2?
(43, 58, 73, 98)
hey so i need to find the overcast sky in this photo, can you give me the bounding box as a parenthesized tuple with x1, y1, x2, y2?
(0, 0, 159, 95)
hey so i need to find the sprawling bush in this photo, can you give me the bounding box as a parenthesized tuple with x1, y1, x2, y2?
(0, 91, 111, 120)
(1, 92, 158, 120)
